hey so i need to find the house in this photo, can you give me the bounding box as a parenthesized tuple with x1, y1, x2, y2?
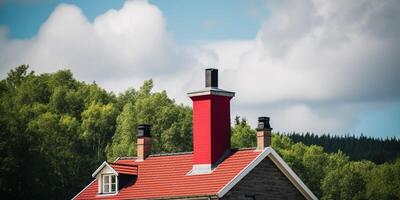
(73, 69, 318, 200)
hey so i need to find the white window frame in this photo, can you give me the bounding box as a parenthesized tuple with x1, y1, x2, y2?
(102, 174, 117, 194)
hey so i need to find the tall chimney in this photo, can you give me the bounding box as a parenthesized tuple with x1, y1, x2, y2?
(256, 117, 272, 151)
(137, 124, 151, 161)
(187, 68, 235, 174)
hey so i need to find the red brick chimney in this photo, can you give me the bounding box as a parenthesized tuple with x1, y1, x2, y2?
(187, 68, 235, 174)
(256, 117, 272, 151)
(136, 124, 151, 161)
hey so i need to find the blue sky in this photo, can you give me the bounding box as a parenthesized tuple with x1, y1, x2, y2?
(0, 0, 399, 138)
(0, 0, 268, 41)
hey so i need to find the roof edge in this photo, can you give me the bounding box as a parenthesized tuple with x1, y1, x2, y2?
(135, 194, 219, 200)
(71, 179, 96, 200)
(217, 147, 318, 200)
(91, 161, 119, 178)
(268, 148, 318, 200)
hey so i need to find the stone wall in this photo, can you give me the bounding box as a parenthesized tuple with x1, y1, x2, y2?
(222, 157, 305, 200)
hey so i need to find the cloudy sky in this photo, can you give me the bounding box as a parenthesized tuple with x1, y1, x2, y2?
(1, 0, 399, 137)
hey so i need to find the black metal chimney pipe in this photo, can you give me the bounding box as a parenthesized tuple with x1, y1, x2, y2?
(256, 117, 272, 131)
(137, 124, 151, 137)
(205, 68, 218, 88)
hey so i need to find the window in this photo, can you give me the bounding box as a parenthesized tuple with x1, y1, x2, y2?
(102, 174, 117, 194)
(245, 195, 256, 200)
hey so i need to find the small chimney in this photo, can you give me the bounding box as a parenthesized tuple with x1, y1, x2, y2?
(188, 68, 235, 174)
(137, 124, 151, 161)
(256, 117, 272, 151)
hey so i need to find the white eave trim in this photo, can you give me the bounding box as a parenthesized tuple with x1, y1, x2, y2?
(217, 147, 318, 200)
(91, 161, 119, 178)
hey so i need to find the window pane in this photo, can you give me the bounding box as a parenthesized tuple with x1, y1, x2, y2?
(103, 175, 110, 193)
(111, 175, 116, 192)
(111, 183, 116, 192)
(111, 175, 116, 184)
(104, 175, 109, 184)
(104, 184, 109, 193)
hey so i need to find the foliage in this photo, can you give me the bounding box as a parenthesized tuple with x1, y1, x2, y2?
(107, 80, 192, 160)
(366, 159, 400, 200)
(82, 102, 118, 162)
(273, 135, 400, 199)
(0, 66, 191, 199)
(231, 116, 256, 148)
(321, 161, 375, 200)
(286, 132, 400, 164)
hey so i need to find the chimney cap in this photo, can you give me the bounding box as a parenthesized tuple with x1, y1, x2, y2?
(187, 68, 234, 97)
(137, 124, 151, 137)
(205, 68, 218, 88)
(256, 116, 272, 131)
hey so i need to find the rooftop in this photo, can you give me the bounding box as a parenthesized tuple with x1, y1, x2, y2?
(75, 148, 261, 199)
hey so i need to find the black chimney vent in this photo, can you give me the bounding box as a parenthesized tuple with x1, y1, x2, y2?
(256, 117, 272, 131)
(137, 124, 151, 137)
(205, 68, 218, 88)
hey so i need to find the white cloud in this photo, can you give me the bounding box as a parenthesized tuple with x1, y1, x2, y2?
(203, 0, 400, 133)
(0, 0, 196, 93)
(0, 0, 399, 134)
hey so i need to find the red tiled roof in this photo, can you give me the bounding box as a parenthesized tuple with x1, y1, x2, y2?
(74, 149, 261, 199)
(109, 163, 138, 175)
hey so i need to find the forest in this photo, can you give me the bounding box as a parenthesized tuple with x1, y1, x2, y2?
(285, 132, 400, 164)
(1, 66, 399, 200)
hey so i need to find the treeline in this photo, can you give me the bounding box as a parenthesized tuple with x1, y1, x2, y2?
(283, 132, 400, 164)
(231, 118, 400, 199)
(1, 66, 399, 199)
(271, 135, 400, 200)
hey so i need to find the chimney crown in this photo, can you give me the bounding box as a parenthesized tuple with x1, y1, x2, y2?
(137, 124, 151, 138)
(256, 116, 272, 131)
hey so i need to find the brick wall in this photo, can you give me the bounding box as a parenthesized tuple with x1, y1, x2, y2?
(222, 157, 305, 200)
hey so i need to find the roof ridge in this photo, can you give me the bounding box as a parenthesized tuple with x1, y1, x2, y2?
(235, 147, 256, 150)
(117, 151, 194, 160)
(149, 151, 193, 157)
(109, 162, 138, 167)
(117, 149, 256, 160)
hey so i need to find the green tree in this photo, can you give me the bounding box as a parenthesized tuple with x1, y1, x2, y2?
(367, 159, 400, 200)
(231, 116, 256, 148)
(321, 161, 375, 200)
(82, 102, 118, 162)
(0, 65, 120, 199)
(107, 80, 192, 160)
(106, 102, 137, 159)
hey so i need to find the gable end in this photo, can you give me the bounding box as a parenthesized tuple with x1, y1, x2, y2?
(222, 156, 305, 200)
(217, 148, 317, 200)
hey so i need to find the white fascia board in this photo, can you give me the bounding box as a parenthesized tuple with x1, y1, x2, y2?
(217, 147, 318, 200)
(91, 161, 119, 178)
